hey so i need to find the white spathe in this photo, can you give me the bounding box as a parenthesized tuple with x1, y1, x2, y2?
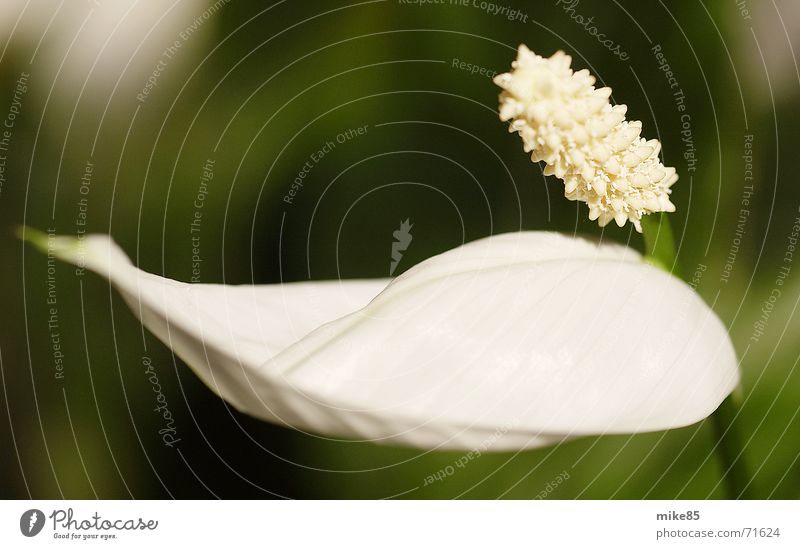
(39, 231, 738, 451)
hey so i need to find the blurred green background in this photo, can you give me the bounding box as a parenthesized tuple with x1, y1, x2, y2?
(1, 0, 798, 499)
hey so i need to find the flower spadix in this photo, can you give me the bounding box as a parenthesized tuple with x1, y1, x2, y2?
(30, 230, 737, 451)
(494, 46, 678, 232)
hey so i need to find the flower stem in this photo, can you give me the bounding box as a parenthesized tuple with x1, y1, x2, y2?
(640, 213, 679, 275)
(708, 392, 754, 499)
(640, 213, 753, 499)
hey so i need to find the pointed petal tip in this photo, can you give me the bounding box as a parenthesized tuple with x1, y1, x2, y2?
(22, 229, 133, 282)
(17, 225, 50, 253)
(19, 226, 83, 265)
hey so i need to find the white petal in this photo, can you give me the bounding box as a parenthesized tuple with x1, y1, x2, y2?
(34, 231, 738, 451)
(40, 234, 386, 416)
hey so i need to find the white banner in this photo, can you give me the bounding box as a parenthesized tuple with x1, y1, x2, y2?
(1, 500, 796, 548)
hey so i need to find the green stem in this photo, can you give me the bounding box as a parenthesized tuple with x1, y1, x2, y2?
(640, 212, 680, 276)
(640, 213, 753, 499)
(709, 393, 754, 499)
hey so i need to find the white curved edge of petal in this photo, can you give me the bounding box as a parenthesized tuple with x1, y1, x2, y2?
(268, 253, 739, 447)
(21, 228, 739, 452)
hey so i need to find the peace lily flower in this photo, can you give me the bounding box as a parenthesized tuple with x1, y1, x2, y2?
(491, 46, 750, 496)
(19, 46, 742, 459)
(494, 46, 678, 231)
(23, 229, 738, 451)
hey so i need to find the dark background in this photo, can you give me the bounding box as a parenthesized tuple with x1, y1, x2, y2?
(0, 0, 798, 498)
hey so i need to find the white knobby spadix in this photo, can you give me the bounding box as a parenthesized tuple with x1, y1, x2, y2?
(31, 230, 738, 451)
(494, 46, 678, 232)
